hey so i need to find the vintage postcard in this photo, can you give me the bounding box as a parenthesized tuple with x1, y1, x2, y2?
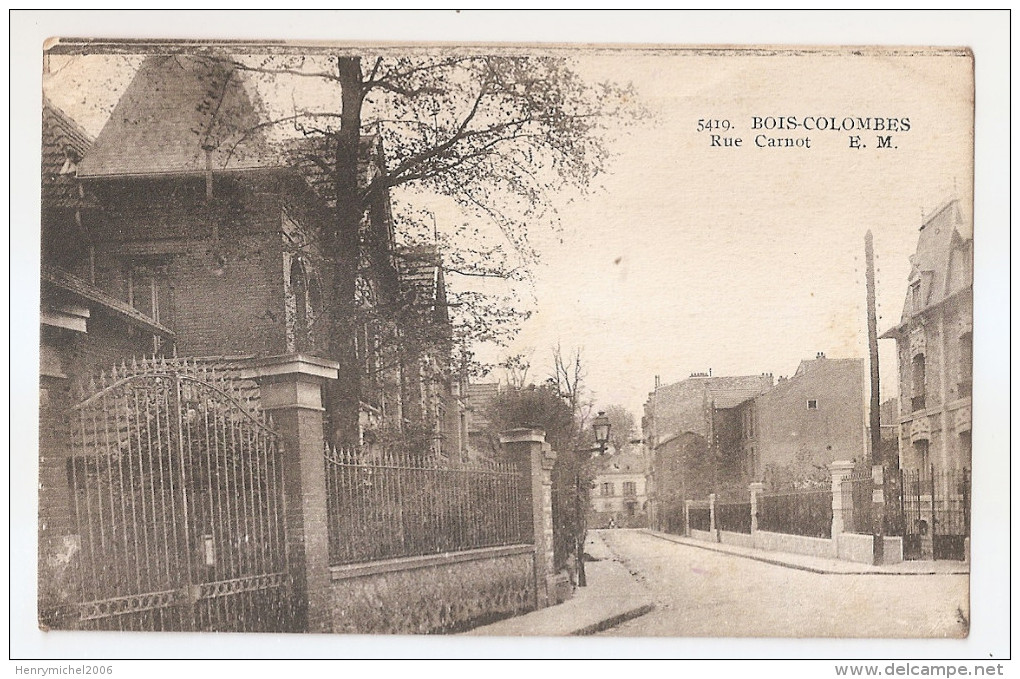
(16, 12, 1008, 665)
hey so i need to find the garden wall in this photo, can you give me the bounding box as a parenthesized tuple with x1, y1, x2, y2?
(330, 545, 536, 634)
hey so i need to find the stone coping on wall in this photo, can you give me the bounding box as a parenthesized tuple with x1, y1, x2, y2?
(241, 353, 339, 381)
(330, 544, 534, 581)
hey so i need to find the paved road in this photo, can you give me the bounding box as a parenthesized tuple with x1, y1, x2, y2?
(596, 530, 969, 638)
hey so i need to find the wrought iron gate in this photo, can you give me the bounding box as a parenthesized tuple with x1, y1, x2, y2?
(893, 466, 970, 561)
(65, 365, 294, 631)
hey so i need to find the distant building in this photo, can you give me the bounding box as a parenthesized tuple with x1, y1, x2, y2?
(590, 446, 649, 528)
(737, 354, 867, 489)
(642, 372, 773, 529)
(881, 198, 973, 473)
(644, 356, 867, 530)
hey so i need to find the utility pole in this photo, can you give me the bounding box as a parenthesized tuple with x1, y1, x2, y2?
(865, 230, 885, 565)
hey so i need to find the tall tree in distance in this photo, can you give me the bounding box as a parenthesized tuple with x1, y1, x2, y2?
(213, 51, 637, 447)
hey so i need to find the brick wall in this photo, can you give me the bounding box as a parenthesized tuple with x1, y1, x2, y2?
(85, 175, 292, 357)
(755, 359, 866, 485)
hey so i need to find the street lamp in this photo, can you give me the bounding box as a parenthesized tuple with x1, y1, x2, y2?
(593, 411, 611, 455)
(576, 411, 611, 587)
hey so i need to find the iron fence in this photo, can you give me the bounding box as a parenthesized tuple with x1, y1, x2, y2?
(891, 466, 970, 560)
(324, 447, 527, 566)
(840, 470, 873, 535)
(657, 500, 687, 536)
(688, 503, 711, 532)
(716, 501, 752, 534)
(757, 489, 832, 539)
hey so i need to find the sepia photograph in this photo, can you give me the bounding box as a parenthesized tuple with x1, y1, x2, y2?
(11, 9, 1010, 668)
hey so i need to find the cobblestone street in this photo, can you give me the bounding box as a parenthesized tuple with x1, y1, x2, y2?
(595, 530, 970, 638)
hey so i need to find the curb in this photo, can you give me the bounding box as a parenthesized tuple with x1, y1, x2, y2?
(644, 531, 970, 576)
(571, 602, 655, 636)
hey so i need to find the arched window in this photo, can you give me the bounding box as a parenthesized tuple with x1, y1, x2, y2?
(911, 353, 926, 412)
(290, 259, 309, 352)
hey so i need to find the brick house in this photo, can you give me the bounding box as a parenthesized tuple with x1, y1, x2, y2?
(736, 354, 867, 488)
(56, 53, 459, 451)
(38, 55, 467, 623)
(39, 100, 179, 619)
(881, 198, 973, 473)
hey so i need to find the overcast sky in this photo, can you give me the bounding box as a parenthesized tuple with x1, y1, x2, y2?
(512, 50, 973, 417)
(42, 47, 973, 419)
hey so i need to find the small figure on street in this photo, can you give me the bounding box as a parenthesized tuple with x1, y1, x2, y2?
(565, 551, 578, 591)
(609, 517, 617, 529)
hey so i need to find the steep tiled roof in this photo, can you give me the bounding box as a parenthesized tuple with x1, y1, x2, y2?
(887, 198, 972, 331)
(77, 54, 279, 178)
(762, 357, 863, 401)
(793, 356, 862, 377)
(41, 98, 93, 208)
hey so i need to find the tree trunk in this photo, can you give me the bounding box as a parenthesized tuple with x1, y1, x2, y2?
(326, 56, 365, 449)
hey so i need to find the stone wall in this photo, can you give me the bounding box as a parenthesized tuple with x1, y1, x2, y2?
(329, 545, 536, 634)
(718, 530, 754, 548)
(753, 530, 837, 559)
(837, 533, 904, 564)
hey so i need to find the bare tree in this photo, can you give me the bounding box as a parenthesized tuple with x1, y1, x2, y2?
(206, 51, 637, 447)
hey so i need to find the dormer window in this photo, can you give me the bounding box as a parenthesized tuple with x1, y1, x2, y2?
(59, 146, 82, 175)
(910, 280, 922, 312)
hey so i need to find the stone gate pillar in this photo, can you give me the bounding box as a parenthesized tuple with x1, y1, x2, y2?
(749, 482, 764, 534)
(829, 460, 856, 538)
(499, 428, 556, 610)
(684, 499, 693, 536)
(709, 492, 718, 541)
(245, 353, 338, 633)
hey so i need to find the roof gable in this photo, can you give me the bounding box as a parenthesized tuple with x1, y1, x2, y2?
(898, 198, 972, 321)
(42, 99, 93, 207)
(78, 54, 278, 178)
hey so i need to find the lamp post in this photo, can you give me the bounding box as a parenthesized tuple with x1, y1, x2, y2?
(576, 411, 611, 587)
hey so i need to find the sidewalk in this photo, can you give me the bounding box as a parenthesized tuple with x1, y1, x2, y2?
(645, 529, 970, 575)
(463, 532, 654, 636)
